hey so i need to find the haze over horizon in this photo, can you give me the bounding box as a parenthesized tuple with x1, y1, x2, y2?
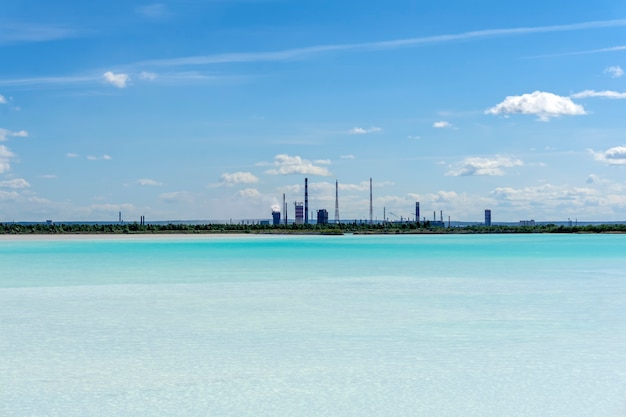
(2, 0, 626, 222)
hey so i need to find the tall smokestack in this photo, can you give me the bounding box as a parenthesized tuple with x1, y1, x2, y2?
(334, 180, 340, 224)
(369, 177, 373, 225)
(283, 193, 287, 225)
(305, 178, 309, 225)
(415, 202, 420, 222)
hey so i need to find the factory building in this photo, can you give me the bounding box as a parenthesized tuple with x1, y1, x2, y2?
(485, 209, 492, 226)
(295, 202, 304, 224)
(272, 211, 281, 226)
(317, 209, 328, 225)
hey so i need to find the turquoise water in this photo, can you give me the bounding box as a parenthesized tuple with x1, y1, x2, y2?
(1, 234, 625, 416)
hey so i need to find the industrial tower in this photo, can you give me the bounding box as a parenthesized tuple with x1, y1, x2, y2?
(304, 178, 309, 225)
(415, 202, 420, 224)
(334, 180, 340, 224)
(369, 177, 373, 225)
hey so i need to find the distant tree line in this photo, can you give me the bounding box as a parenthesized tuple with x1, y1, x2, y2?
(1, 221, 626, 234)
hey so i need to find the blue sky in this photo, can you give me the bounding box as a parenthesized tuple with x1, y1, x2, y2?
(2, 0, 626, 222)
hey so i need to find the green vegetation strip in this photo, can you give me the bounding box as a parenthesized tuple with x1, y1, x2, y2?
(1, 222, 626, 234)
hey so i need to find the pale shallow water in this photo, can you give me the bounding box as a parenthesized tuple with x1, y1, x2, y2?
(1, 234, 625, 416)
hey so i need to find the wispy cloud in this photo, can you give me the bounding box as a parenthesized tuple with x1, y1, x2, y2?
(140, 71, 158, 80)
(486, 91, 586, 121)
(0, 145, 15, 174)
(136, 4, 170, 20)
(237, 188, 261, 198)
(446, 155, 523, 176)
(604, 66, 624, 78)
(137, 178, 163, 186)
(529, 45, 626, 59)
(0, 75, 97, 87)
(0, 71, 227, 89)
(433, 121, 452, 128)
(490, 184, 610, 216)
(571, 90, 626, 99)
(0, 95, 6, 104)
(0, 178, 30, 189)
(340, 154, 355, 159)
(349, 127, 382, 135)
(66, 153, 79, 158)
(159, 191, 193, 204)
(217, 172, 259, 187)
(0, 22, 77, 45)
(261, 154, 332, 176)
(135, 18, 626, 68)
(0, 128, 28, 141)
(87, 154, 111, 161)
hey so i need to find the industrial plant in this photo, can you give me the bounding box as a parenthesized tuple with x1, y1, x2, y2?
(269, 177, 491, 228)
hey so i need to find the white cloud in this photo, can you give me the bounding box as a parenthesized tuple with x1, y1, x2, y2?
(0, 145, 15, 173)
(349, 127, 382, 135)
(0, 95, 5, 104)
(264, 154, 332, 176)
(137, 178, 163, 186)
(486, 91, 586, 121)
(220, 172, 259, 186)
(340, 154, 355, 159)
(0, 128, 28, 141)
(140, 71, 157, 80)
(0, 178, 30, 189)
(571, 90, 626, 99)
(103, 72, 131, 88)
(103, 154, 112, 160)
(446, 155, 523, 176)
(589, 146, 626, 165)
(433, 121, 452, 128)
(66, 153, 78, 158)
(604, 66, 624, 78)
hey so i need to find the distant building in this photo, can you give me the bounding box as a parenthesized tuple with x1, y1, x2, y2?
(272, 211, 281, 226)
(295, 202, 304, 225)
(485, 209, 492, 226)
(259, 220, 270, 226)
(519, 219, 535, 226)
(317, 209, 329, 225)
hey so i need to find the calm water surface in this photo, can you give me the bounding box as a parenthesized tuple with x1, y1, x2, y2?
(1, 234, 625, 416)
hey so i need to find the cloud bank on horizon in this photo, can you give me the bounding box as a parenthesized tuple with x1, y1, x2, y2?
(2, 0, 626, 222)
